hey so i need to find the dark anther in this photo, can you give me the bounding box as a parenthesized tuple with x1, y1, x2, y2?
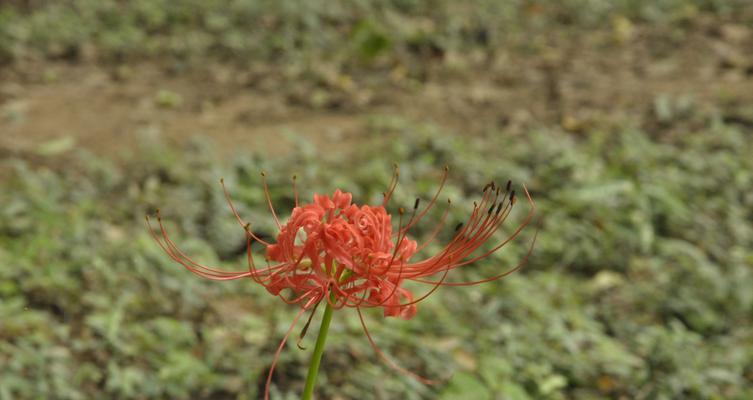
(260, 171, 266, 177)
(488, 203, 495, 215)
(495, 202, 504, 215)
(399, 207, 405, 215)
(510, 190, 516, 202)
(414, 198, 421, 210)
(454, 222, 464, 232)
(506, 180, 512, 191)
(483, 183, 491, 192)
(491, 181, 496, 191)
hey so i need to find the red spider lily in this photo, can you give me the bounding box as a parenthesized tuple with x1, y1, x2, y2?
(147, 166, 537, 399)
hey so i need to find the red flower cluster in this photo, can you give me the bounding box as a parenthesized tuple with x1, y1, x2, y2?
(264, 188, 421, 319)
(148, 167, 536, 399)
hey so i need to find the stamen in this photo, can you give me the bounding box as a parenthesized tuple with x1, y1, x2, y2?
(396, 182, 529, 280)
(382, 164, 400, 206)
(221, 178, 272, 246)
(260, 171, 282, 230)
(413, 217, 540, 286)
(264, 306, 309, 400)
(356, 307, 440, 385)
(397, 166, 449, 235)
(415, 200, 452, 252)
(292, 175, 299, 207)
(146, 213, 254, 280)
(444, 185, 536, 268)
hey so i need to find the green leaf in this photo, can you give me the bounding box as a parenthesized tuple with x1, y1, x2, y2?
(35, 136, 76, 156)
(440, 373, 491, 400)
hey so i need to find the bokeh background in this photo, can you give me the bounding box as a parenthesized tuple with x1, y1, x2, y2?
(2, 1, 753, 399)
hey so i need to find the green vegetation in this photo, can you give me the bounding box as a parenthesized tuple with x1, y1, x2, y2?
(2, 0, 752, 68)
(3, 120, 753, 399)
(2, 1, 753, 399)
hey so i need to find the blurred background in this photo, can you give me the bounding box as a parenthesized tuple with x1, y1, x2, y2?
(1, 1, 753, 399)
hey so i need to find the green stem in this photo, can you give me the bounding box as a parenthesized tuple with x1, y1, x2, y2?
(301, 301, 334, 400)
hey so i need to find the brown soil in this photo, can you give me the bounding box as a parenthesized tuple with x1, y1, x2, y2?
(1, 21, 752, 164)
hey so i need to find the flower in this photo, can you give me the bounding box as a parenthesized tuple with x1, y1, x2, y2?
(147, 166, 536, 399)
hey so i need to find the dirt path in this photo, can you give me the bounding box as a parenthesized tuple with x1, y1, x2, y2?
(0, 63, 372, 160)
(2, 22, 752, 163)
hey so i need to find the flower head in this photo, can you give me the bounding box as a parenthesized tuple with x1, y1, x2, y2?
(148, 166, 536, 398)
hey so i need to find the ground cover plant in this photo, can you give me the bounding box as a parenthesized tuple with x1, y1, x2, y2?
(4, 0, 752, 66)
(1, 1, 753, 399)
(2, 121, 753, 399)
